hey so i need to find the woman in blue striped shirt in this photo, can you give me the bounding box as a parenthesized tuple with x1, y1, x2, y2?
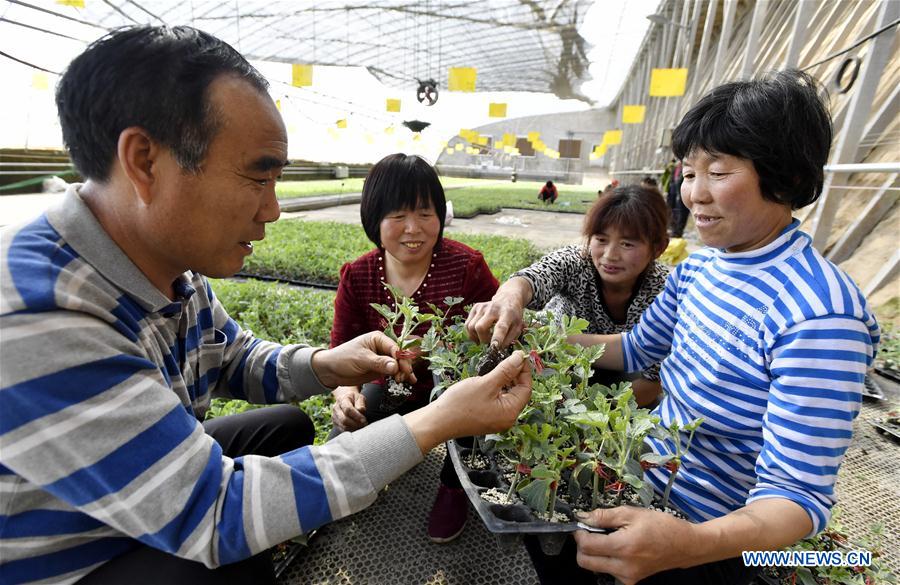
(467, 69, 879, 585)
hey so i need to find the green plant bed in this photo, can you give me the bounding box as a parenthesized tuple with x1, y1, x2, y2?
(876, 323, 900, 373)
(446, 181, 598, 217)
(243, 219, 542, 285)
(276, 178, 366, 200)
(206, 278, 337, 444)
(211, 278, 335, 345)
(759, 508, 895, 585)
(275, 176, 499, 200)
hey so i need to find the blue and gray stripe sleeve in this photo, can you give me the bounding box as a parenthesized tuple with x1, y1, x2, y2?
(206, 281, 332, 404)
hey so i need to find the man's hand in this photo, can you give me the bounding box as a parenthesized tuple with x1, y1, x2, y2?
(331, 386, 367, 431)
(403, 351, 532, 454)
(312, 331, 416, 388)
(573, 506, 700, 585)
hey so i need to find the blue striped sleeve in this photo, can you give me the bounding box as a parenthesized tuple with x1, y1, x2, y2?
(622, 268, 681, 372)
(749, 315, 873, 536)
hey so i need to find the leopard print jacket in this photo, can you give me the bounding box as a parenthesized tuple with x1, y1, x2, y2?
(513, 245, 669, 381)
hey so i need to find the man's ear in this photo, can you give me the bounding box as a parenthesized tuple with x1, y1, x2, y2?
(116, 127, 159, 205)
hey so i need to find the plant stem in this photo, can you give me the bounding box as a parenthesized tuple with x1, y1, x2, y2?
(592, 467, 600, 508)
(662, 470, 677, 509)
(506, 470, 520, 504)
(469, 436, 479, 466)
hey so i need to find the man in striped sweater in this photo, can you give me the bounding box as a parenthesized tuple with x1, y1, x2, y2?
(468, 70, 879, 585)
(0, 26, 532, 585)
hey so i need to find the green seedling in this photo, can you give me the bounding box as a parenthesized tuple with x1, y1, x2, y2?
(642, 417, 703, 510)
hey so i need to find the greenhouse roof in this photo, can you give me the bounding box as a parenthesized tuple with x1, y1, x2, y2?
(31, 0, 596, 103)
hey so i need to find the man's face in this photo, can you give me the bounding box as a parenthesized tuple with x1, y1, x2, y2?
(150, 75, 287, 279)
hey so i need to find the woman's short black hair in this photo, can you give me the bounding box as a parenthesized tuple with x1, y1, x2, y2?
(56, 25, 268, 181)
(672, 69, 832, 209)
(360, 153, 446, 247)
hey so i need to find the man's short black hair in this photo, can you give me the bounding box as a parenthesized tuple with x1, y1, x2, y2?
(672, 69, 832, 209)
(56, 25, 269, 181)
(360, 153, 446, 248)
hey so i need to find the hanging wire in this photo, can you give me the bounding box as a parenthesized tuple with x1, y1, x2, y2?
(0, 17, 88, 42)
(6, 0, 107, 29)
(0, 49, 59, 74)
(802, 17, 900, 71)
(100, 0, 139, 25)
(124, 0, 165, 25)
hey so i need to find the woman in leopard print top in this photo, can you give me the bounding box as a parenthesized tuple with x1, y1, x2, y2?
(469, 184, 670, 406)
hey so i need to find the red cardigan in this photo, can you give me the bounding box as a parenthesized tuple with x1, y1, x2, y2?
(330, 238, 499, 400)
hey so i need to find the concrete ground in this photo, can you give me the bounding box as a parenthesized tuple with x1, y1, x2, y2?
(285, 203, 588, 251)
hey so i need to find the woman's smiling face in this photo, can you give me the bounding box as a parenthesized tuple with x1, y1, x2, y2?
(588, 226, 656, 290)
(681, 150, 792, 252)
(378, 202, 441, 264)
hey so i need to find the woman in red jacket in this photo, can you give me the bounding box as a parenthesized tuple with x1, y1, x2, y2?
(538, 180, 558, 203)
(329, 153, 498, 543)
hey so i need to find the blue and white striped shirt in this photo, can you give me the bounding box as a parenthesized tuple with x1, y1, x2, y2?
(0, 187, 423, 584)
(622, 220, 878, 536)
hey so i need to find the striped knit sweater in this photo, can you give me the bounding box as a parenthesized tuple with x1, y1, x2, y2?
(622, 220, 879, 536)
(0, 187, 424, 584)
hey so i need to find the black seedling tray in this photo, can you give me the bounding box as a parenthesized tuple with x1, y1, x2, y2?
(870, 420, 900, 443)
(447, 439, 607, 555)
(862, 373, 885, 400)
(874, 366, 900, 385)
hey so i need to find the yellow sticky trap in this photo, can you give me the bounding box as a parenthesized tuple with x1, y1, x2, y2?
(386, 98, 401, 112)
(412, 133, 421, 141)
(56, 0, 84, 6)
(31, 73, 49, 90)
(603, 130, 623, 145)
(532, 141, 546, 153)
(445, 148, 454, 155)
(454, 143, 464, 151)
(527, 131, 540, 142)
(292, 64, 313, 87)
(597, 144, 608, 156)
(475, 136, 488, 146)
(622, 105, 646, 124)
(448, 67, 477, 92)
(502, 133, 516, 147)
(275, 99, 282, 111)
(660, 238, 688, 264)
(336, 119, 347, 129)
(488, 102, 507, 118)
(385, 126, 395, 135)
(649, 68, 687, 97)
